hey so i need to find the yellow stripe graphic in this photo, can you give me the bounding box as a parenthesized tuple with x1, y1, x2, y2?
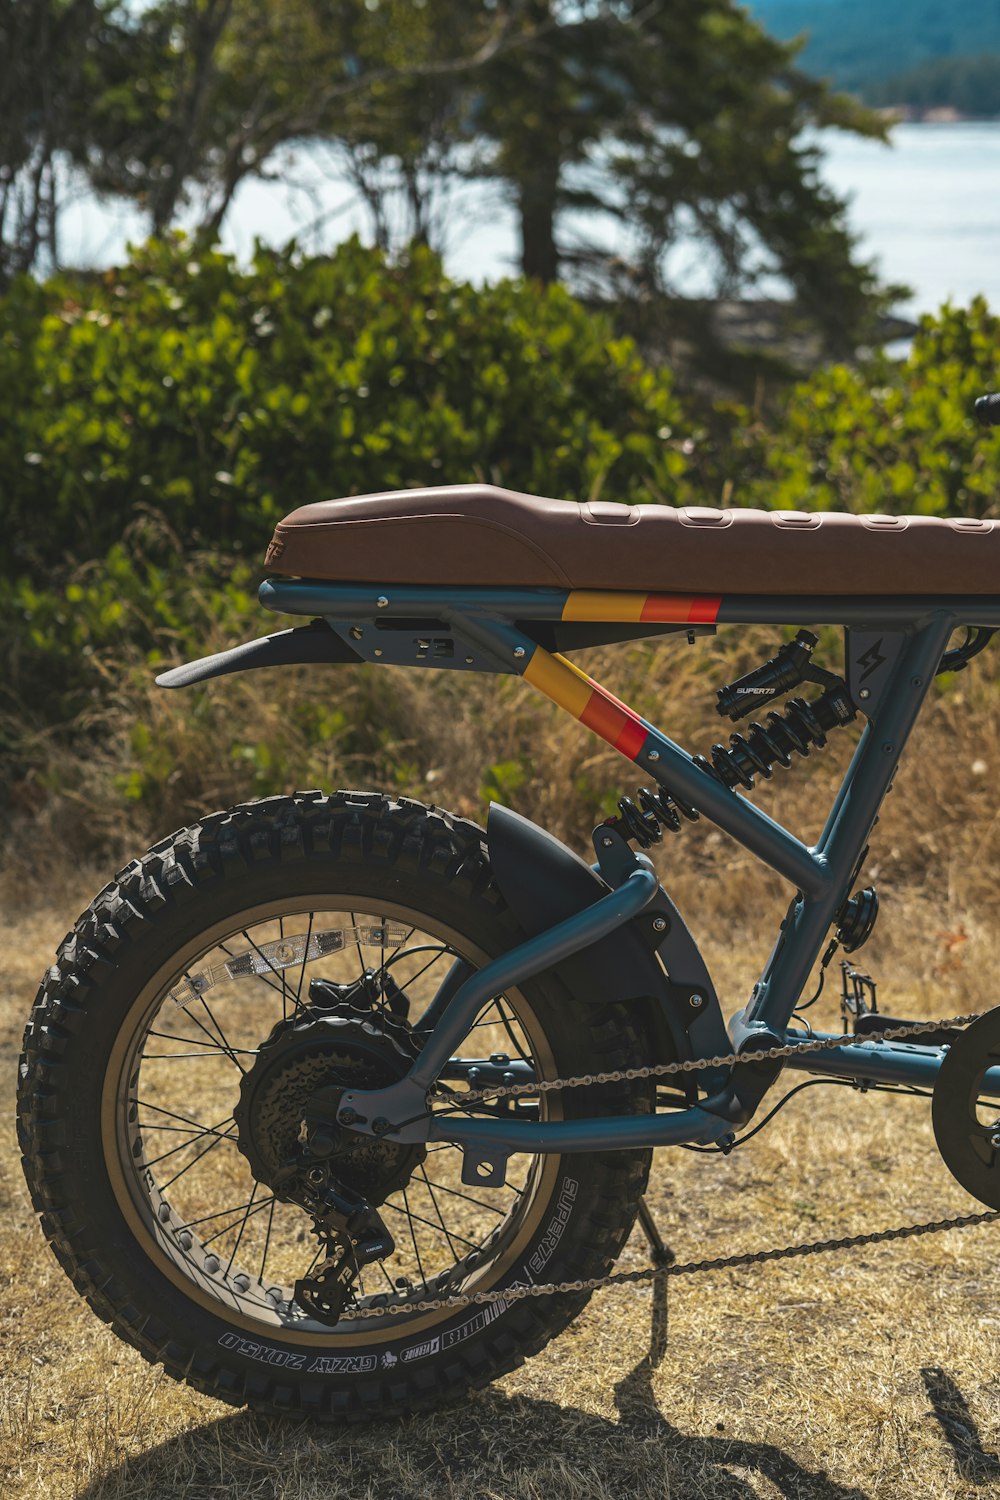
(522, 648, 593, 717)
(561, 591, 646, 623)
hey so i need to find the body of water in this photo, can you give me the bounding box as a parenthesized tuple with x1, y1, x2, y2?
(60, 122, 1000, 318)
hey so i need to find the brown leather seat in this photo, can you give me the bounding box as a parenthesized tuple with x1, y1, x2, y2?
(264, 485, 1000, 595)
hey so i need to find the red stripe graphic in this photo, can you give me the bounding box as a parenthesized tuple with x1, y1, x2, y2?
(639, 593, 722, 625)
(579, 693, 648, 760)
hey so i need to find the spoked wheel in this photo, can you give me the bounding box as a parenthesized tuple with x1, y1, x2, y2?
(19, 792, 654, 1419)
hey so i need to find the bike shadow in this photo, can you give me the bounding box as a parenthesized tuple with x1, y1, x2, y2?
(921, 1365, 1000, 1486)
(71, 1364, 872, 1500)
(68, 1285, 997, 1499)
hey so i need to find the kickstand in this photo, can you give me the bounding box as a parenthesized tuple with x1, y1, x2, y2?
(637, 1196, 674, 1369)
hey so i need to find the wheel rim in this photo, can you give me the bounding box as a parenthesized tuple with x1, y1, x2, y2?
(102, 894, 563, 1346)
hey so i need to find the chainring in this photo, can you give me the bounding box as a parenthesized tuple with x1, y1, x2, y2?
(932, 1006, 1000, 1209)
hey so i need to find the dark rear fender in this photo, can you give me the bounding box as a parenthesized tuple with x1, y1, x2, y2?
(486, 803, 728, 1070)
(156, 619, 362, 688)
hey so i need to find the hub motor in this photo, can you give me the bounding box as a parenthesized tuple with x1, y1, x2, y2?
(233, 1008, 425, 1206)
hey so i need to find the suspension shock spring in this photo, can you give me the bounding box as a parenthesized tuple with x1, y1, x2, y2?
(612, 682, 856, 848)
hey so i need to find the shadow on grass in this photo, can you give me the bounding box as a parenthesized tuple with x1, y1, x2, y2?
(921, 1365, 1000, 1485)
(70, 1363, 873, 1500)
(612, 1355, 870, 1500)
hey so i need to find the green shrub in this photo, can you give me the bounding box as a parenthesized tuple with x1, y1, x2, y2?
(2, 238, 998, 858)
(734, 298, 1000, 514)
(1, 234, 694, 577)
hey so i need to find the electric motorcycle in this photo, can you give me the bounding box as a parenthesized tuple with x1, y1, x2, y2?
(18, 393, 1000, 1419)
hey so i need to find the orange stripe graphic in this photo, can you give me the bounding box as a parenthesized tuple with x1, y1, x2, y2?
(522, 647, 648, 762)
(562, 591, 721, 625)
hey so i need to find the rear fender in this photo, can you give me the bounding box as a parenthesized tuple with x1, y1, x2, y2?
(486, 804, 729, 1073)
(156, 619, 361, 688)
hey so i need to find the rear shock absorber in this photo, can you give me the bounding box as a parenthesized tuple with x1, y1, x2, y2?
(613, 680, 856, 848)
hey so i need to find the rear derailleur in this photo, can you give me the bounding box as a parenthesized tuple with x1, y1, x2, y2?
(272, 1150, 395, 1326)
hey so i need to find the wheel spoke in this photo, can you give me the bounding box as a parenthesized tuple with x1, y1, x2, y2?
(384, 1196, 481, 1252)
(181, 1196, 272, 1231)
(223, 1183, 258, 1275)
(496, 998, 534, 1065)
(142, 1050, 251, 1060)
(146, 1029, 259, 1056)
(416, 1165, 464, 1263)
(142, 1114, 240, 1168)
(258, 1198, 276, 1283)
(392, 948, 451, 1001)
(400, 1189, 428, 1285)
(207, 1195, 273, 1256)
(158, 1125, 237, 1190)
(195, 994, 246, 1073)
(133, 1097, 234, 1137)
(419, 1176, 508, 1216)
(349, 910, 367, 985)
(294, 911, 315, 1009)
(168, 991, 248, 1072)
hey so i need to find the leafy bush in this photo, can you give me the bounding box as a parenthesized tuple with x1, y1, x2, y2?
(734, 298, 1000, 514)
(2, 234, 694, 577)
(2, 238, 998, 863)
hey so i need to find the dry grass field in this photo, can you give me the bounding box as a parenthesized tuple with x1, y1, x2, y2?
(2, 648, 1000, 1499)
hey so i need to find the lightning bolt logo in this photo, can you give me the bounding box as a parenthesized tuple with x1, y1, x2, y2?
(856, 638, 886, 684)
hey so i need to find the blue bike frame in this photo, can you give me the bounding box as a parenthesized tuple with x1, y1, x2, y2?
(234, 580, 1000, 1167)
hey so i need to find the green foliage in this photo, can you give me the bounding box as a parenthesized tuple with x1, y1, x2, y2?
(1, 519, 257, 722)
(1, 235, 692, 577)
(0, 0, 128, 285)
(735, 298, 1000, 514)
(2, 239, 998, 848)
(3, 0, 898, 355)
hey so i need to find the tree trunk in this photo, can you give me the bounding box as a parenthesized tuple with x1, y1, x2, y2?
(517, 158, 560, 282)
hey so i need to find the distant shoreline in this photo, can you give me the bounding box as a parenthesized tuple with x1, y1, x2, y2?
(877, 106, 1000, 124)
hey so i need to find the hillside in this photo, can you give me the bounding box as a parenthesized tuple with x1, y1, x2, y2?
(750, 0, 1000, 95)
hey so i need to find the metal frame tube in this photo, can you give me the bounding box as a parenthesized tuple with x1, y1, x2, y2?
(406, 861, 659, 1089)
(255, 577, 998, 1152)
(260, 578, 1000, 630)
(781, 1033, 1000, 1093)
(428, 1096, 737, 1153)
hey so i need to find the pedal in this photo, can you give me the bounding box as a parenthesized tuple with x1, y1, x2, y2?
(840, 959, 878, 1032)
(841, 960, 959, 1046)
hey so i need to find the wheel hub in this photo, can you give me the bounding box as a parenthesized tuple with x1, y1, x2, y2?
(233, 1010, 425, 1205)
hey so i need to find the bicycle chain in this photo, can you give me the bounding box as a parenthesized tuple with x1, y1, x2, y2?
(446, 1007, 991, 1107)
(344, 1006, 998, 1322)
(348, 1205, 1000, 1320)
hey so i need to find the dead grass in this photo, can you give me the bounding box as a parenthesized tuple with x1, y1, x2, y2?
(2, 639, 1000, 1499)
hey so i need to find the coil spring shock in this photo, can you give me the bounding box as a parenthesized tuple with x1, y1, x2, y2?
(613, 682, 856, 848)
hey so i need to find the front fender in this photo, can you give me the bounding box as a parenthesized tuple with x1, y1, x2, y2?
(155, 619, 361, 688)
(486, 803, 729, 1073)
